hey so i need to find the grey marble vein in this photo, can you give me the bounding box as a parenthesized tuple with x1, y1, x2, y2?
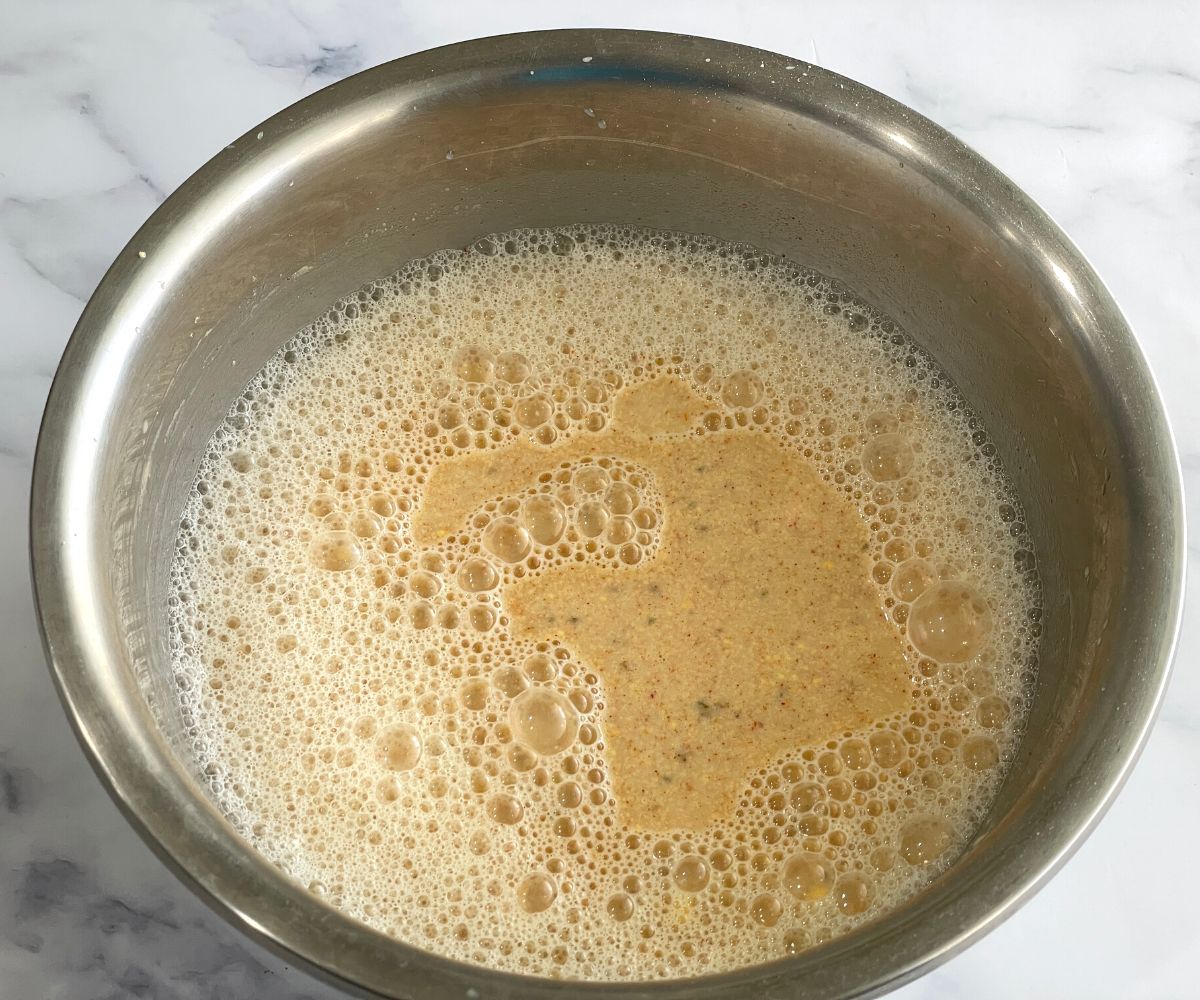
(70, 92, 169, 203)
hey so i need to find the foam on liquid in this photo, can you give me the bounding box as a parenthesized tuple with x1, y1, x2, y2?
(170, 226, 1040, 980)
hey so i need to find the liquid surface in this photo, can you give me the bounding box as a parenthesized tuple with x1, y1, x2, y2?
(170, 226, 1040, 980)
(419, 380, 910, 829)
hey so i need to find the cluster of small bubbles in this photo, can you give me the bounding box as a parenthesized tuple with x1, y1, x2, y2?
(458, 457, 663, 578)
(169, 224, 1039, 982)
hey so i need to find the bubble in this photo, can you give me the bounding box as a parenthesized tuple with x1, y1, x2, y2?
(892, 559, 937, 603)
(977, 696, 1010, 729)
(523, 495, 566, 545)
(839, 739, 871, 770)
(605, 482, 639, 515)
(782, 852, 835, 901)
(798, 812, 829, 836)
(576, 501, 609, 538)
(633, 507, 657, 530)
(517, 873, 557, 913)
(523, 653, 557, 682)
(618, 543, 642, 565)
(607, 893, 635, 921)
(790, 782, 824, 812)
(964, 665, 996, 695)
(486, 794, 523, 825)
(482, 517, 532, 563)
(437, 404, 465, 430)
(310, 531, 362, 572)
(346, 511, 380, 540)
(868, 731, 904, 768)
(834, 874, 874, 914)
(516, 393, 553, 428)
(865, 411, 899, 435)
(871, 847, 896, 872)
(722, 370, 764, 408)
(827, 776, 851, 801)
(376, 724, 422, 772)
(898, 816, 953, 866)
(749, 894, 783, 927)
(493, 667, 527, 699)
(818, 751, 842, 777)
(672, 855, 710, 892)
(575, 465, 610, 493)
(861, 433, 914, 481)
(495, 351, 531, 383)
(783, 930, 811, 956)
(468, 605, 496, 631)
(509, 689, 578, 756)
(509, 743, 538, 772)
(376, 776, 401, 803)
(607, 516, 636, 545)
(909, 582, 993, 662)
(556, 781, 582, 808)
(458, 557, 499, 592)
(453, 346, 495, 382)
(961, 736, 1000, 771)
(410, 571, 441, 599)
(460, 679, 488, 711)
(364, 489, 398, 513)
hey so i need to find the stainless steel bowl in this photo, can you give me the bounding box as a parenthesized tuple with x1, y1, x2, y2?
(30, 29, 1184, 999)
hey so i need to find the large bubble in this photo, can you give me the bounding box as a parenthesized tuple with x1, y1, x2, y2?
(908, 582, 993, 662)
(509, 688, 578, 756)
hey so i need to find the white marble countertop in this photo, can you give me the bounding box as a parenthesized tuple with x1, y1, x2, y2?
(2, 2, 1197, 997)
